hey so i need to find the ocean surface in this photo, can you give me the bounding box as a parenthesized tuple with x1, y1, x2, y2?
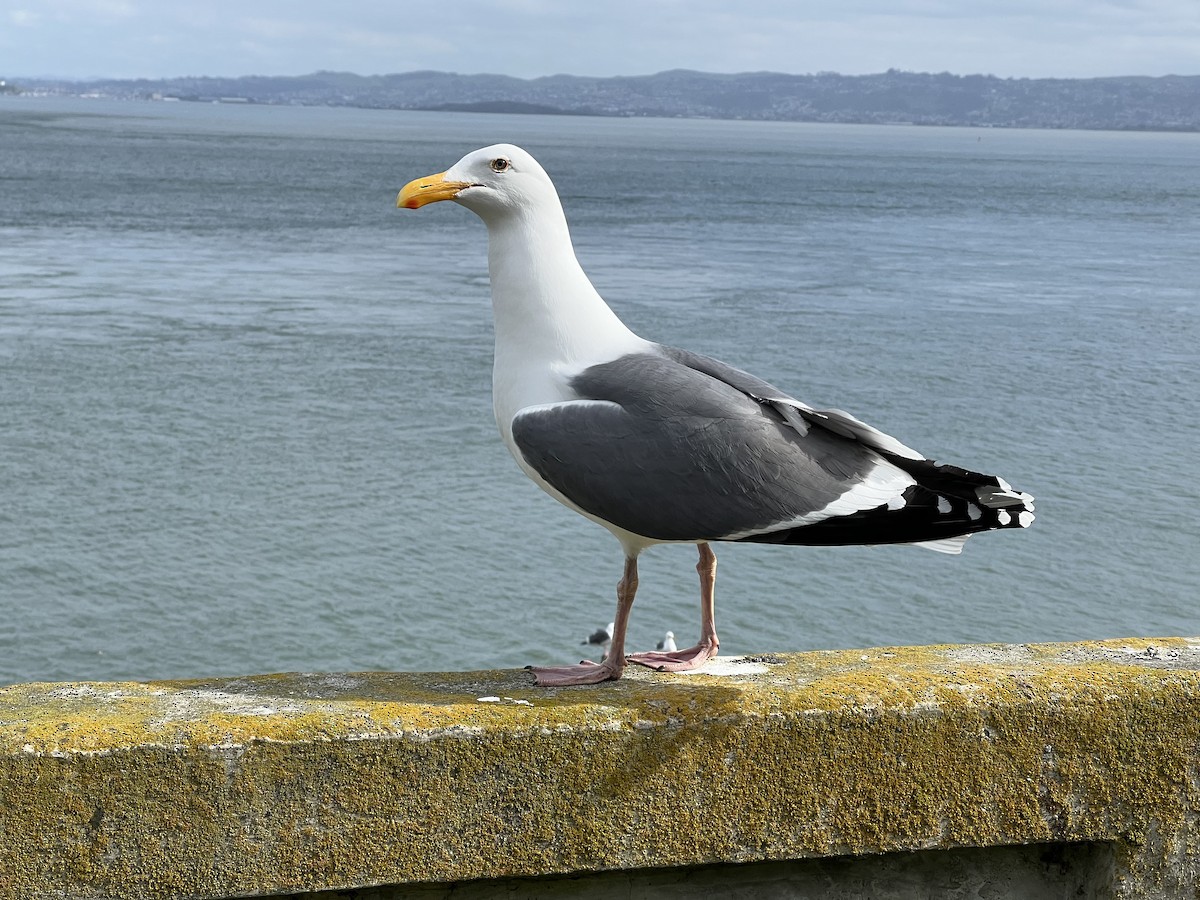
(2, 97, 1198, 687)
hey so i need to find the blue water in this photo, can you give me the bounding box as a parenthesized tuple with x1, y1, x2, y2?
(2, 97, 1198, 686)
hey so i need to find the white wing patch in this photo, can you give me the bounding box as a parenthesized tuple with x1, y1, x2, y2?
(720, 456, 916, 540)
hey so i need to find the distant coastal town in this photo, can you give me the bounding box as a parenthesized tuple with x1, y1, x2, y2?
(5, 69, 1199, 132)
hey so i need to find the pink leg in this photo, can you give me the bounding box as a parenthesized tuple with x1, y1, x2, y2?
(528, 556, 639, 686)
(628, 543, 720, 672)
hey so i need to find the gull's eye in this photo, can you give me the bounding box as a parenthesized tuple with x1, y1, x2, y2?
(489, 158, 510, 173)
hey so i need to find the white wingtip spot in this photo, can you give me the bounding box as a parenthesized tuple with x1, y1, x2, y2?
(1018, 510, 1035, 527)
(997, 510, 1011, 525)
(975, 484, 1034, 510)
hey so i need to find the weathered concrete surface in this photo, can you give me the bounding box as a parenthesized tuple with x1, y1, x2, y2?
(1, 638, 1198, 900)
(278, 843, 1114, 899)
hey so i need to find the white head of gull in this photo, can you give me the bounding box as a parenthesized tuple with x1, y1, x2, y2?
(398, 144, 1034, 687)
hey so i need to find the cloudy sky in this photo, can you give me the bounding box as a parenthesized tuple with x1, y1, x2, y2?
(3, 0, 1198, 81)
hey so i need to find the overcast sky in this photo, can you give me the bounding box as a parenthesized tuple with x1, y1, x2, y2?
(3, 0, 1198, 82)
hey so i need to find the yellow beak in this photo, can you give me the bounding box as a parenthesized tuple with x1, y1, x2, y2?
(396, 172, 474, 209)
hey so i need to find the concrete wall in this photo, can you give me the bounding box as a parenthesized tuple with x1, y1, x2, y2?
(2, 638, 1198, 899)
(271, 843, 1118, 899)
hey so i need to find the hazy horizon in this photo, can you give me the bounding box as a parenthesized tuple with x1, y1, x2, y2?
(10, 66, 1200, 85)
(3, 1, 1197, 83)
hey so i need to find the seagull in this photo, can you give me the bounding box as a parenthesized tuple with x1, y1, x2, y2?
(656, 631, 678, 653)
(397, 144, 1034, 687)
(581, 622, 614, 661)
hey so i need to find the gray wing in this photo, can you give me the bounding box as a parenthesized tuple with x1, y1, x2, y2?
(510, 348, 880, 542)
(661, 346, 923, 461)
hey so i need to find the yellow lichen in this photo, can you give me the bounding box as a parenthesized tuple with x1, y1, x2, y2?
(1, 637, 1199, 899)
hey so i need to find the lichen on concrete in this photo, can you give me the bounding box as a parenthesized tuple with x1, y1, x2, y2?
(1, 637, 1199, 899)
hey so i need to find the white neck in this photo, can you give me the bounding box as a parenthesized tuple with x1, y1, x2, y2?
(481, 204, 646, 373)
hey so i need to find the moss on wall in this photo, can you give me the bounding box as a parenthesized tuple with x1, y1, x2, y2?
(1, 638, 1198, 899)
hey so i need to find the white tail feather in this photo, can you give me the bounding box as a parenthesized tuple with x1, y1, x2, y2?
(912, 534, 972, 554)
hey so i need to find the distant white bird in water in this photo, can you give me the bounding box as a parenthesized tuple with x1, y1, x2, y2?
(398, 144, 1035, 687)
(581, 622, 614, 661)
(656, 631, 677, 653)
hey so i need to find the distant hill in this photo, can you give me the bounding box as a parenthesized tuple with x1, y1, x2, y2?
(9, 69, 1200, 131)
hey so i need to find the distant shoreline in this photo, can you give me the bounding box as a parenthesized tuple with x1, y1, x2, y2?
(6, 68, 1200, 133)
